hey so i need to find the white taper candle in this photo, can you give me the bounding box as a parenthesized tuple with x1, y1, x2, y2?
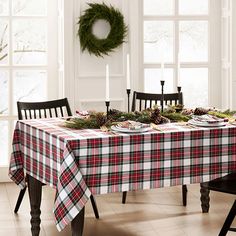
(105, 64, 109, 101)
(161, 61, 164, 81)
(127, 54, 130, 89)
(178, 53, 181, 86)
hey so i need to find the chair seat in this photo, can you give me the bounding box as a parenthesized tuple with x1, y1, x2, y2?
(201, 173, 236, 194)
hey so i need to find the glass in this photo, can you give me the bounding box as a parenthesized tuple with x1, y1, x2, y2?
(12, 0, 47, 16)
(12, 19, 47, 65)
(180, 68, 208, 108)
(179, 21, 208, 62)
(0, 19, 9, 65)
(0, 70, 8, 114)
(0, 0, 9, 15)
(13, 70, 47, 113)
(144, 68, 174, 93)
(179, 0, 208, 15)
(0, 121, 8, 166)
(144, 0, 174, 16)
(144, 21, 174, 63)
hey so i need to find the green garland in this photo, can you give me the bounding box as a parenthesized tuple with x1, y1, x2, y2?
(78, 3, 127, 57)
(64, 107, 236, 130)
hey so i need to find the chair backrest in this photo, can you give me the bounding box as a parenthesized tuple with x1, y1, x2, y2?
(131, 91, 183, 111)
(17, 98, 72, 120)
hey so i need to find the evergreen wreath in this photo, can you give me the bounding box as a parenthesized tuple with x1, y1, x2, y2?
(78, 3, 127, 57)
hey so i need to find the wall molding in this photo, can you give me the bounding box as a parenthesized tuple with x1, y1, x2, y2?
(221, 0, 233, 110)
(77, 74, 125, 79)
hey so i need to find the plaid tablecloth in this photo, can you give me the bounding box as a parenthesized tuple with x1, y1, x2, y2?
(9, 118, 236, 231)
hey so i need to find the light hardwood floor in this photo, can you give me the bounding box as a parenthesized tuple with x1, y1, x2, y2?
(0, 183, 235, 236)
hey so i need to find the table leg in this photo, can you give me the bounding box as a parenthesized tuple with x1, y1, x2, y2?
(71, 207, 85, 236)
(28, 175, 42, 236)
(200, 183, 210, 213)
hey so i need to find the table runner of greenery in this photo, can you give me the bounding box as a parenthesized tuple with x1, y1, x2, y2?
(64, 106, 236, 130)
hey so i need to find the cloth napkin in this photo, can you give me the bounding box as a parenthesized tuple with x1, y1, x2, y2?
(117, 120, 149, 130)
(192, 114, 225, 124)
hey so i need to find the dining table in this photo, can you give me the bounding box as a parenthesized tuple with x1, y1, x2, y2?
(9, 117, 236, 236)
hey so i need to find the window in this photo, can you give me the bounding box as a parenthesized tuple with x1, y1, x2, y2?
(0, 0, 58, 168)
(142, 0, 216, 108)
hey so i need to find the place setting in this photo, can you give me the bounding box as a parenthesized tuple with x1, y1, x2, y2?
(188, 114, 227, 128)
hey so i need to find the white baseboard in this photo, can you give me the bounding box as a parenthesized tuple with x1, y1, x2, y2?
(0, 167, 11, 182)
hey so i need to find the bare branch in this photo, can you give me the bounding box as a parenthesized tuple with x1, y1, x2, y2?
(0, 53, 7, 61)
(17, 86, 38, 101)
(14, 49, 46, 53)
(0, 108, 8, 114)
(0, 24, 8, 47)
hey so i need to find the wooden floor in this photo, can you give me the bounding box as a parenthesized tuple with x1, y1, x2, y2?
(0, 183, 236, 236)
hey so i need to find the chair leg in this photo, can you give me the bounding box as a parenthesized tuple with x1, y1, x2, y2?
(200, 183, 210, 213)
(219, 200, 236, 236)
(122, 191, 127, 204)
(14, 187, 27, 213)
(90, 195, 99, 219)
(182, 185, 187, 206)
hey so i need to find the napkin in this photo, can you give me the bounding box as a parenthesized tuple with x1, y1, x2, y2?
(192, 114, 225, 124)
(117, 120, 143, 130)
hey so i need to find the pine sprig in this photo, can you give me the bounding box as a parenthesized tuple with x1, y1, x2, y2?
(64, 108, 236, 130)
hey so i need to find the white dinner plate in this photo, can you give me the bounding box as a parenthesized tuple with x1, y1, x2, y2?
(111, 125, 151, 133)
(188, 119, 226, 127)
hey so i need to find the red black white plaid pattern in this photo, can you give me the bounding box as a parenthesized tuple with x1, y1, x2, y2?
(9, 119, 236, 231)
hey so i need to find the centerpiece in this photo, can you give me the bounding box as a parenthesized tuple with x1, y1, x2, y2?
(64, 106, 236, 130)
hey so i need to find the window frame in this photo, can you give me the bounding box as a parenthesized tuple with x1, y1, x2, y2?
(0, 0, 58, 171)
(140, 0, 222, 108)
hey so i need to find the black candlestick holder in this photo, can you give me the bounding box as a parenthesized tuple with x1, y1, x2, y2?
(177, 86, 182, 104)
(160, 80, 165, 112)
(126, 89, 131, 113)
(105, 101, 110, 117)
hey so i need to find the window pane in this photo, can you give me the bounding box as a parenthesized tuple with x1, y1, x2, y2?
(180, 68, 208, 108)
(144, 21, 173, 63)
(12, 19, 47, 65)
(179, 0, 208, 15)
(12, 0, 47, 16)
(13, 70, 47, 113)
(0, 19, 9, 65)
(144, 68, 174, 93)
(180, 21, 208, 62)
(144, 0, 174, 16)
(0, 70, 8, 115)
(0, 121, 8, 166)
(0, 0, 9, 15)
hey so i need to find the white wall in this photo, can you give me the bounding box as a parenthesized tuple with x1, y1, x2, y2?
(71, 0, 131, 113)
(232, 1, 236, 109)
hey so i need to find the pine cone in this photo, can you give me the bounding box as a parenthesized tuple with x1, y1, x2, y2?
(96, 113, 107, 126)
(160, 116, 170, 124)
(153, 116, 163, 124)
(150, 107, 162, 124)
(109, 109, 122, 116)
(194, 107, 208, 115)
(181, 108, 193, 116)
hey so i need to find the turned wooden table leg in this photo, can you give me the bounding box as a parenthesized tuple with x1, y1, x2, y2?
(28, 175, 42, 236)
(200, 183, 210, 213)
(71, 207, 85, 236)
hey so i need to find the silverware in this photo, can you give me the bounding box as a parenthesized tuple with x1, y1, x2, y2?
(150, 123, 164, 132)
(100, 126, 118, 135)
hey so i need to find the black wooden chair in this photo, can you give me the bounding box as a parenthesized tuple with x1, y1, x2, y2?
(122, 91, 188, 206)
(201, 173, 236, 236)
(14, 98, 99, 219)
